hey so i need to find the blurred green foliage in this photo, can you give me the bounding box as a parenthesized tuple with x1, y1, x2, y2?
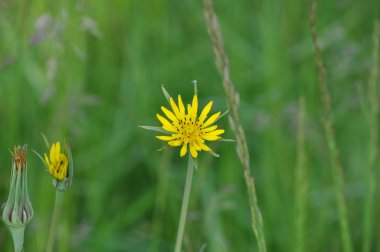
(0, 0, 379, 251)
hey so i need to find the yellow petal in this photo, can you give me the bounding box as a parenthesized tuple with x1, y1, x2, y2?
(201, 125, 218, 133)
(50, 165, 55, 176)
(192, 141, 202, 151)
(202, 111, 221, 128)
(52, 168, 56, 178)
(156, 135, 174, 141)
(178, 95, 185, 116)
(200, 143, 212, 151)
(202, 134, 220, 141)
(50, 143, 57, 163)
(169, 140, 183, 146)
(156, 114, 178, 132)
(44, 153, 50, 166)
(56, 142, 61, 155)
(163, 125, 177, 133)
(206, 129, 225, 136)
(192, 95, 198, 115)
(180, 143, 188, 157)
(196, 138, 205, 144)
(198, 101, 213, 125)
(59, 153, 68, 179)
(161, 106, 177, 122)
(170, 97, 181, 118)
(189, 144, 198, 158)
(187, 104, 193, 116)
(172, 133, 182, 139)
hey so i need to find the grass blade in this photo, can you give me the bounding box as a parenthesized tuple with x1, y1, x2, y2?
(203, 1, 267, 251)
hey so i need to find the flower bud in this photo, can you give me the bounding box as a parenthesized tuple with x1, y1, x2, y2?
(44, 142, 73, 191)
(1, 145, 34, 252)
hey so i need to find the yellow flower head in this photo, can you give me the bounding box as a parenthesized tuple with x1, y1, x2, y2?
(44, 142, 68, 181)
(156, 94, 224, 158)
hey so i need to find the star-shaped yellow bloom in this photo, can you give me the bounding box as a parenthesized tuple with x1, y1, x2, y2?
(156, 95, 224, 158)
(44, 142, 68, 181)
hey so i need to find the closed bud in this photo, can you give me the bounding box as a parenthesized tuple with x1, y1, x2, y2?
(1, 145, 34, 252)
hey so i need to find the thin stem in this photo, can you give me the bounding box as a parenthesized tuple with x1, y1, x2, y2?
(174, 155, 194, 252)
(46, 190, 64, 252)
(203, 0, 267, 251)
(309, 3, 353, 252)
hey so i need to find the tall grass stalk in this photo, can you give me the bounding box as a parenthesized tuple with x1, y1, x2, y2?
(46, 191, 64, 252)
(203, 1, 267, 251)
(174, 155, 195, 252)
(295, 97, 307, 252)
(309, 3, 353, 252)
(362, 20, 379, 252)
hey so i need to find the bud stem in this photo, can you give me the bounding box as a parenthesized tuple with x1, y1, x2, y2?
(46, 191, 64, 252)
(10, 227, 25, 252)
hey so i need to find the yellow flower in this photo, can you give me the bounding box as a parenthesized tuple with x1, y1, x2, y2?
(44, 142, 68, 181)
(156, 95, 224, 158)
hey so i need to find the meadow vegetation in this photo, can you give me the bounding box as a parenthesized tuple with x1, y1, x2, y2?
(0, 0, 379, 251)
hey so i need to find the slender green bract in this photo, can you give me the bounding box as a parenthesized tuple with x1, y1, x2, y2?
(174, 155, 195, 252)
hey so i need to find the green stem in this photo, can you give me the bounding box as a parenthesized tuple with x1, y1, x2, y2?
(10, 227, 25, 252)
(174, 155, 194, 252)
(46, 191, 64, 252)
(309, 3, 353, 252)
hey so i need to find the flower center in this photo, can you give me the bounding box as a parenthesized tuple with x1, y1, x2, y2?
(176, 114, 202, 143)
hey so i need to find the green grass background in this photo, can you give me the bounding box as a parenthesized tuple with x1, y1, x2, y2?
(0, 0, 379, 251)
